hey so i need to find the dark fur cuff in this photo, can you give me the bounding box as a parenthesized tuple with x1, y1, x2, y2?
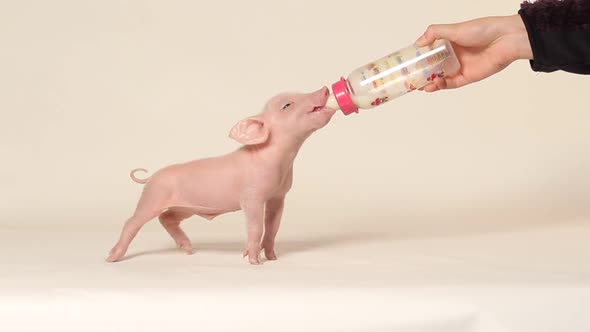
(520, 0, 590, 31)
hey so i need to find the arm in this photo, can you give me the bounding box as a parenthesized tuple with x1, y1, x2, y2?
(416, 0, 589, 92)
(415, 15, 534, 92)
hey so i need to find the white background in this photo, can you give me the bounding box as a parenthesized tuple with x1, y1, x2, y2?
(1, 0, 589, 234)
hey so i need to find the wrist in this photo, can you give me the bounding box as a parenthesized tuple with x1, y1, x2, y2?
(503, 14, 534, 61)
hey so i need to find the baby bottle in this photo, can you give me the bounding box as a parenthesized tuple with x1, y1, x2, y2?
(325, 39, 461, 115)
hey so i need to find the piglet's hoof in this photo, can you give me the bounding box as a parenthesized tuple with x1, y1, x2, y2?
(106, 244, 127, 263)
(261, 243, 277, 261)
(176, 241, 194, 255)
(264, 250, 277, 261)
(243, 246, 262, 265)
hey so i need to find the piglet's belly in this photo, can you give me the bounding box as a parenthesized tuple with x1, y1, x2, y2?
(169, 179, 242, 219)
(157, 157, 244, 218)
(169, 181, 241, 217)
(162, 204, 240, 221)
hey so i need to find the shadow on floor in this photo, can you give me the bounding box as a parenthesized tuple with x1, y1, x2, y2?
(121, 231, 390, 261)
(121, 203, 590, 262)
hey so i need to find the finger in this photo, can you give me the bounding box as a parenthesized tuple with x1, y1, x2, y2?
(440, 75, 469, 90)
(425, 76, 468, 92)
(423, 83, 440, 93)
(415, 24, 458, 47)
(420, 82, 438, 92)
(432, 77, 448, 90)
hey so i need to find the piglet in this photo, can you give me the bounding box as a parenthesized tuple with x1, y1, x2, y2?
(107, 87, 336, 264)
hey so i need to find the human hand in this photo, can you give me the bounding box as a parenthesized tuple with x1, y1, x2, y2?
(415, 14, 533, 92)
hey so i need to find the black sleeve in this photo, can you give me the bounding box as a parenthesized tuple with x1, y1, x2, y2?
(518, 0, 590, 74)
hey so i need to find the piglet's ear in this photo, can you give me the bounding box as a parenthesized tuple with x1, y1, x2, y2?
(229, 116, 269, 145)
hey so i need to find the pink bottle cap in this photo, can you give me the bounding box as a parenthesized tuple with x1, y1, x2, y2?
(331, 77, 359, 115)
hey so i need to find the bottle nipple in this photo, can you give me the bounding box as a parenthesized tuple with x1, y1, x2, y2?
(325, 94, 339, 110)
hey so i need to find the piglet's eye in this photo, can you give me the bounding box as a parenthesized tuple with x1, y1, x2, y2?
(282, 102, 293, 110)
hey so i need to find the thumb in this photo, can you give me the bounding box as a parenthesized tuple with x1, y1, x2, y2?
(415, 24, 458, 47)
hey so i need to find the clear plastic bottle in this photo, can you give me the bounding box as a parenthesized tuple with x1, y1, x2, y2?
(325, 39, 461, 115)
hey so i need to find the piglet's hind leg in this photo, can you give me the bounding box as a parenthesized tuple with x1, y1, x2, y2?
(159, 209, 193, 255)
(106, 183, 171, 262)
(106, 210, 160, 262)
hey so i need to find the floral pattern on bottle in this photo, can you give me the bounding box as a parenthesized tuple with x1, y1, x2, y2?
(426, 70, 445, 81)
(370, 96, 390, 106)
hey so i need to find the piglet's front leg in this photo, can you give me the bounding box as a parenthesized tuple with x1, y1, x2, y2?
(240, 197, 265, 265)
(261, 196, 285, 261)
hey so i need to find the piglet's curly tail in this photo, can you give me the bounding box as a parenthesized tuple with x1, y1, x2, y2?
(130, 168, 150, 184)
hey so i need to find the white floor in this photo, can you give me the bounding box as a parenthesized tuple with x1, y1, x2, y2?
(1, 220, 589, 332)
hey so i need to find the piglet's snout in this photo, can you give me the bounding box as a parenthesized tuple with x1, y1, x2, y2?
(306, 87, 330, 110)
